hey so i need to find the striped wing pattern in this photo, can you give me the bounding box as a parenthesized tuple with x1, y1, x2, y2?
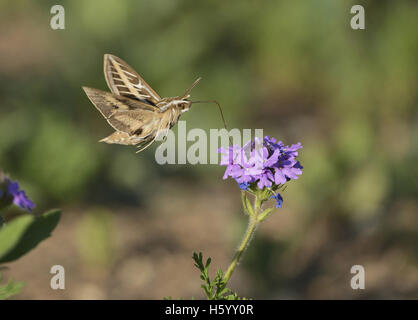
(104, 54, 161, 105)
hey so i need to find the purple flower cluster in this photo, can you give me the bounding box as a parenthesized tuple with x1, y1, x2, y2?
(0, 178, 35, 212)
(218, 136, 303, 206)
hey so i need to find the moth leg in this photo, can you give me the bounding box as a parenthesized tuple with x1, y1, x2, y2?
(156, 128, 170, 143)
(135, 140, 153, 154)
(135, 136, 157, 154)
(134, 123, 167, 153)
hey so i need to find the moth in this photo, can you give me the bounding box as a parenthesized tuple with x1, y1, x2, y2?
(82, 54, 226, 153)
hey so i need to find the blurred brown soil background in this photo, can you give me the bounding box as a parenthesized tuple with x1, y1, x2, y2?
(6, 181, 418, 299)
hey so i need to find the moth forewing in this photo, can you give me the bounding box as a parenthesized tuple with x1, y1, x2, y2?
(104, 54, 161, 104)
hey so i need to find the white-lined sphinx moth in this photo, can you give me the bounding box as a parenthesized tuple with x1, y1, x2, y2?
(82, 54, 226, 153)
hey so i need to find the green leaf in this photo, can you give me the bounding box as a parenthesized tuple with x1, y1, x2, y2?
(192, 252, 205, 271)
(0, 273, 25, 300)
(0, 210, 61, 263)
(241, 191, 254, 216)
(205, 257, 211, 268)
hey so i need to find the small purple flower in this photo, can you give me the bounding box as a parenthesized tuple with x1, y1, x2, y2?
(238, 182, 250, 190)
(0, 177, 35, 212)
(9, 180, 35, 212)
(271, 193, 283, 208)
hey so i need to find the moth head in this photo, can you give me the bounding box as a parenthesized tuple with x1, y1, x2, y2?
(178, 100, 192, 113)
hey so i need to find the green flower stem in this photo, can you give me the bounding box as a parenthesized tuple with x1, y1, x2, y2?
(223, 194, 261, 284)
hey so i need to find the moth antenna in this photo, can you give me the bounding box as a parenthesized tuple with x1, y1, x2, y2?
(183, 77, 202, 97)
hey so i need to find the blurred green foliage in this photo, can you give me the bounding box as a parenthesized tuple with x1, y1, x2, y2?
(0, 274, 25, 300)
(0, 0, 417, 298)
(75, 208, 114, 268)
